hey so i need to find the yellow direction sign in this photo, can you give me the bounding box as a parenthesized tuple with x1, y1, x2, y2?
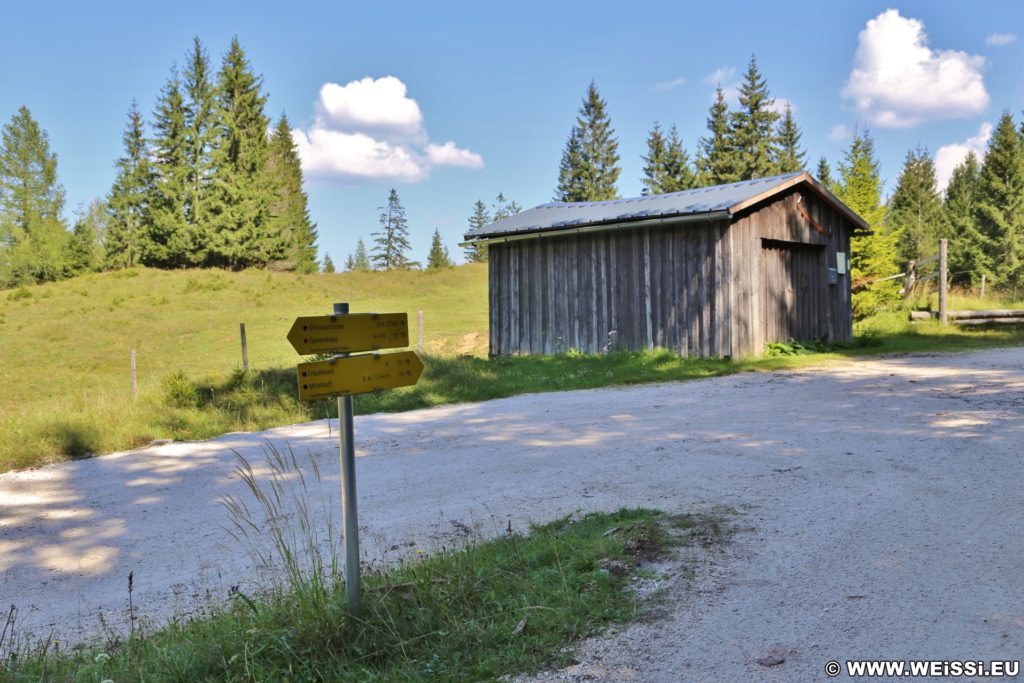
(297, 351, 424, 401)
(287, 313, 409, 355)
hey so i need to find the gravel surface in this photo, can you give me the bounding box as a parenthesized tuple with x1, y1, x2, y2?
(2, 348, 1023, 680)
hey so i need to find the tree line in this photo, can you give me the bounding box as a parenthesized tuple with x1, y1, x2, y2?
(549, 55, 1024, 315)
(0, 37, 318, 288)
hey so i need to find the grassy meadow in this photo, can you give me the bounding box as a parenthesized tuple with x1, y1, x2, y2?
(2, 265, 1024, 472)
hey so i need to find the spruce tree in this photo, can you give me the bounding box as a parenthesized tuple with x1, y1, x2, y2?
(492, 192, 521, 221)
(697, 88, 738, 186)
(662, 125, 696, 192)
(210, 37, 274, 268)
(372, 188, 413, 270)
(427, 228, 453, 269)
(107, 100, 154, 269)
(975, 111, 1024, 287)
(266, 114, 318, 272)
(888, 147, 948, 265)
(321, 252, 334, 273)
(66, 199, 106, 274)
(641, 122, 667, 196)
(835, 129, 901, 316)
(731, 55, 780, 180)
(344, 252, 355, 271)
(816, 156, 836, 192)
(352, 238, 371, 271)
(0, 106, 68, 285)
(182, 37, 219, 261)
(148, 67, 191, 267)
(775, 103, 806, 173)
(554, 82, 620, 201)
(465, 199, 490, 263)
(944, 152, 989, 285)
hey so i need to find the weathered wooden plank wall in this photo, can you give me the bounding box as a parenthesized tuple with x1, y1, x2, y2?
(487, 188, 857, 358)
(489, 220, 730, 356)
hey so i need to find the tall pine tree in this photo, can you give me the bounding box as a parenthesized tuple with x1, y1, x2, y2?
(835, 129, 901, 316)
(731, 55, 780, 180)
(148, 67, 191, 267)
(697, 88, 738, 186)
(642, 122, 697, 194)
(816, 156, 836, 192)
(266, 114, 318, 272)
(887, 147, 947, 265)
(774, 103, 806, 173)
(944, 152, 989, 285)
(210, 37, 275, 268)
(641, 122, 667, 196)
(427, 228, 453, 269)
(465, 199, 490, 263)
(345, 238, 371, 271)
(107, 100, 154, 269)
(372, 188, 413, 270)
(974, 111, 1024, 287)
(66, 199, 106, 274)
(321, 252, 335, 273)
(554, 82, 620, 201)
(182, 37, 219, 264)
(0, 106, 68, 285)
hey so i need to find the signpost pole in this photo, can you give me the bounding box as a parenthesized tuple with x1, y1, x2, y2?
(333, 302, 361, 608)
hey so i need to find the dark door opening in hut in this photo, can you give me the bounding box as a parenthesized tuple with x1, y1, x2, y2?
(761, 240, 827, 343)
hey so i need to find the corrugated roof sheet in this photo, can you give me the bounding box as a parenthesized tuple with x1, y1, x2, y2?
(465, 172, 808, 240)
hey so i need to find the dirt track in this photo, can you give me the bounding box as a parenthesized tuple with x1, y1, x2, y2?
(2, 348, 1023, 679)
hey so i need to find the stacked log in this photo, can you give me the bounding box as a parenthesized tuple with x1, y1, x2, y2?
(910, 309, 1024, 325)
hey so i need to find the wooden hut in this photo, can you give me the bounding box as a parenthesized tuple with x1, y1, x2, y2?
(462, 172, 868, 359)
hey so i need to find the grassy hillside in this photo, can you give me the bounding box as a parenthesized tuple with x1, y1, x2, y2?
(3, 268, 1024, 472)
(0, 265, 489, 469)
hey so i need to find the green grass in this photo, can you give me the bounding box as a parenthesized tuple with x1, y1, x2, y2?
(2, 503, 703, 682)
(3, 267, 1024, 472)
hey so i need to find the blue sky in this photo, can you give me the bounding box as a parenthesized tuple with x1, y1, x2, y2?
(3, 1, 1023, 266)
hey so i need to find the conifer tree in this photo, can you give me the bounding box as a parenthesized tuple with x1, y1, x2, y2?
(0, 106, 68, 285)
(266, 114, 318, 272)
(888, 147, 948, 265)
(372, 188, 412, 270)
(344, 252, 355, 271)
(944, 152, 989, 284)
(492, 192, 521, 221)
(465, 199, 490, 263)
(147, 67, 191, 267)
(427, 228, 453, 269)
(554, 82, 620, 201)
(731, 55, 780, 180)
(182, 37, 219, 260)
(107, 100, 154, 269)
(975, 111, 1024, 287)
(352, 238, 371, 271)
(816, 156, 836, 192)
(775, 103, 806, 173)
(321, 252, 334, 273)
(697, 88, 738, 186)
(641, 122, 667, 196)
(66, 199, 106, 274)
(835, 129, 901, 316)
(210, 37, 275, 268)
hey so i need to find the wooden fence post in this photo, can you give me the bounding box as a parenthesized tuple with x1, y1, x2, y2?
(417, 310, 424, 353)
(131, 350, 138, 400)
(939, 239, 948, 325)
(980, 273, 986, 299)
(904, 260, 917, 299)
(240, 323, 250, 372)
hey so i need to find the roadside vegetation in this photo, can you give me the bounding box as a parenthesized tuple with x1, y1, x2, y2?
(2, 501, 719, 682)
(3, 266, 1024, 472)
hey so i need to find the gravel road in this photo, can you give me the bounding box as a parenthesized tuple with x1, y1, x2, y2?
(2, 348, 1023, 680)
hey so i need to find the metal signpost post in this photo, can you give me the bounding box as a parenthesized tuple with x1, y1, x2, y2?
(288, 303, 422, 609)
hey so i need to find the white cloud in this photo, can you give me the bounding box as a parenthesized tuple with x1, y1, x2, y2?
(829, 124, 852, 142)
(703, 66, 736, 85)
(293, 75, 483, 183)
(767, 97, 795, 115)
(843, 9, 989, 127)
(426, 141, 484, 168)
(654, 77, 687, 92)
(935, 122, 992, 191)
(986, 32, 1016, 46)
